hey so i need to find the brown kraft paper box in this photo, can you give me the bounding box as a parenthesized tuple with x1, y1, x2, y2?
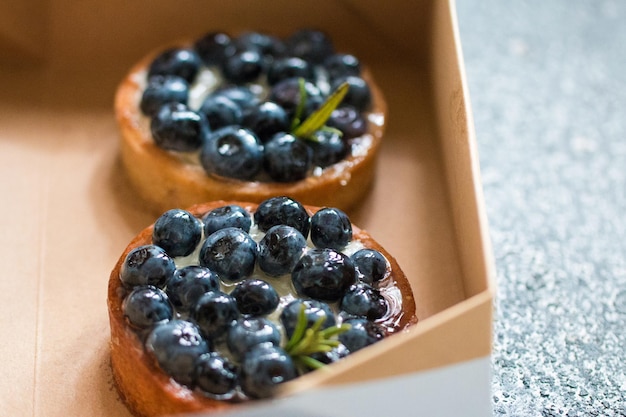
(0, 1, 494, 415)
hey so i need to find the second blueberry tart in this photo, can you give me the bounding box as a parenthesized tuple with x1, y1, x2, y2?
(114, 29, 386, 214)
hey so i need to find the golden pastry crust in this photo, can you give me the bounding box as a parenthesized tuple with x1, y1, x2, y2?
(108, 200, 416, 417)
(114, 44, 387, 216)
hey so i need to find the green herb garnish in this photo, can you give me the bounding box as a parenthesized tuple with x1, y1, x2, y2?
(284, 304, 351, 370)
(290, 79, 350, 142)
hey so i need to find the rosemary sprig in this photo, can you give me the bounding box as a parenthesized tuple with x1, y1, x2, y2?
(289, 78, 308, 131)
(284, 304, 351, 370)
(290, 79, 349, 142)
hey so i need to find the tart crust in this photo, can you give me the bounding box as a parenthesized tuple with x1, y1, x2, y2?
(114, 45, 387, 216)
(108, 201, 416, 417)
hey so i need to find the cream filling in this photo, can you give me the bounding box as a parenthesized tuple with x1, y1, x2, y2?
(173, 219, 366, 327)
(133, 63, 376, 180)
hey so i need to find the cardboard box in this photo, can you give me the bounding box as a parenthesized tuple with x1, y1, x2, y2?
(0, 0, 494, 415)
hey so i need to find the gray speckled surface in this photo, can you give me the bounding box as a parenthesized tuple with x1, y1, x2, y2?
(455, 1, 626, 415)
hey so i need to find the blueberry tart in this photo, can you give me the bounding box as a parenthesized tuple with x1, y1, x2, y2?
(108, 197, 416, 416)
(114, 29, 386, 215)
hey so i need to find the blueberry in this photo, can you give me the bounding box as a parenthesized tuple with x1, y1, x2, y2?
(291, 248, 356, 302)
(230, 278, 280, 316)
(242, 101, 290, 143)
(332, 75, 371, 112)
(257, 224, 307, 276)
(122, 285, 173, 329)
(212, 86, 260, 112)
(310, 207, 352, 250)
(221, 50, 264, 84)
(326, 105, 367, 139)
(279, 299, 336, 339)
(234, 32, 286, 58)
(240, 344, 297, 399)
(152, 209, 202, 257)
(145, 320, 209, 387)
(323, 53, 361, 81)
(254, 196, 310, 237)
(226, 317, 281, 360)
(191, 291, 240, 338)
(148, 48, 202, 83)
(194, 352, 239, 396)
(200, 126, 264, 180)
(268, 77, 324, 120)
(140, 75, 189, 116)
(340, 283, 388, 320)
(285, 29, 334, 64)
(267, 57, 313, 85)
(338, 318, 384, 353)
(310, 343, 349, 366)
(194, 31, 235, 66)
(120, 245, 176, 288)
(202, 204, 251, 235)
(263, 133, 312, 182)
(165, 265, 220, 313)
(199, 227, 257, 282)
(151, 102, 209, 152)
(199, 95, 243, 130)
(307, 128, 348, 168)
(351, 248, 389, 284)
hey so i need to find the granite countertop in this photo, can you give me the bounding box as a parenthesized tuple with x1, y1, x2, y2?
(456, 1, 626, 415)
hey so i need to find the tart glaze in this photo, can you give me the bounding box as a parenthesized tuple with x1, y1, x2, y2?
(108, 201, 416, 417)
(114, 45, 387, 216)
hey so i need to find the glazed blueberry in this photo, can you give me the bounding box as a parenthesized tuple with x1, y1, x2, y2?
(338, 318, 384, 353)
(257, 225, 307, 276)
(267, 57, 313, 85)
(307, 128, 348, 168)
(227, 318, 281, 360)
(145, 320, 209, 386)
(191, 291, 240, 338)
(199, 227, 257, 282)
(323, 53, 361, 81)
(194, 31, 235, 66)
(202, 204, 251, 235)
(310, 207, 352, 250)
(152, 209, 202, 257)
(263, 133, 312, 182)
(326, 105, 367, 139)
(230, 279, 280, 316)
(212, 86, 260, 112)
(140, 75, 189, 116)
(279, 299, 336, 339)
(122, 285, 173, 329)
(240, 344, 297, 399)
(310, 343, 349, 365)
(254, 196, 310, 237)
(285, 29, 334, 64)
(333, 75, 371, 112)
(340, 283, 388, 320)
(194, 352, 239, 396)
(241, 101, 290, 143)
(200, 126, 264, 180)
(199, 95, 243, 130)
(234, 32, 286, 58)
(221, 50, 264, 84)
(268, 77, 324, 120)
(151, 102, 209, 152)
(165, 265, 220, 312)
(291, 248, 356, 302)
(148, 48, 202, 83)
(351, 248, 389, 284)
(120, 245, 176, 288)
